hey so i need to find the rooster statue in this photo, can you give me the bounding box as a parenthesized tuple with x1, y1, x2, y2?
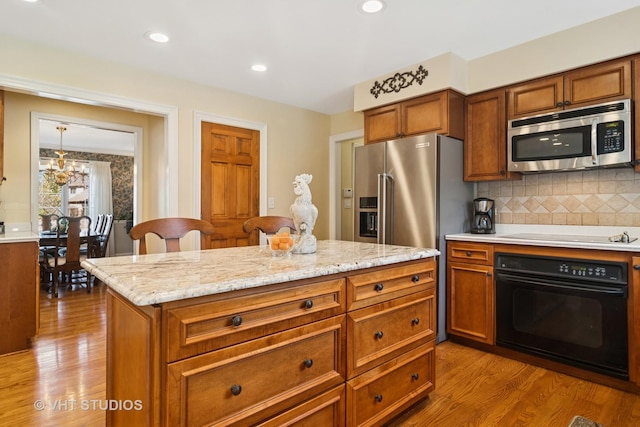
(290, 173, 318, 254)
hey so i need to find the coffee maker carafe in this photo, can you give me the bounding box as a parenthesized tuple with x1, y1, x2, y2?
(471, 197, 495, 234)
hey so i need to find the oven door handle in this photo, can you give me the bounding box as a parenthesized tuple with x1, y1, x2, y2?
(496, 272, 627, 297)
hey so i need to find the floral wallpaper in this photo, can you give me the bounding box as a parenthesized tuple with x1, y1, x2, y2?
(40, 148, 133, 221)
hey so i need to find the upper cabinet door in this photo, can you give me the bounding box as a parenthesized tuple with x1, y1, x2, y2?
(363, 90, 464, 144)
(363, 103, 401, 144)
(465, 89, 519, 182)
(507, 76, 563, 119)
(507, 59, 632, 120)
(564, 59, 631, 107)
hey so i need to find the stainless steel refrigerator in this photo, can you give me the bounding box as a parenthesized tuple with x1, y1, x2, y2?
(354, 133, 474, 341)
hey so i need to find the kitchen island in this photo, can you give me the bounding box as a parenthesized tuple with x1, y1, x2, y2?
(82, 240, 439, 426)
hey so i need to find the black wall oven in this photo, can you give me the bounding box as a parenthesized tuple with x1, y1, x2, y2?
(495, 253, 628, 380)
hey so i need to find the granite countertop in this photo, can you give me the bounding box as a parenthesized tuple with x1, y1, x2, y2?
(81, 240, 439, 306)
(0, 231, 40, 244)
(446, 225, 640, 252)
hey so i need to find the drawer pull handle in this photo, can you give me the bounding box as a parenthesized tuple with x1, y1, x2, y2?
(303, 299, 314, 309)
(374, 331, 384, 339)
(374, 283, 384, 292)
(411, 373, 420, 381)
(466, 251, 472, 257)
(230, 384, 242, 396)
(634, 265, 640, 270)
(374, 394, 383, 403)
(303, 359, 314, 368)
(411, 275, 420, 282)
(231, 315, 243, 327)
(411, 318, 420, 326)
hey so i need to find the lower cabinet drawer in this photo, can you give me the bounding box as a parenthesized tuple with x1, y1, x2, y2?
(347, 260, 435, 311)
(165, 278, 345, 362)
(347, 289, 435, 378)
(166, 316, 346, 426)
(346, 343, 435, 427)
(256, 385, 346, 427)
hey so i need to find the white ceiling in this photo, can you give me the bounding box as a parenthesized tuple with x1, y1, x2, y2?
(39, 120, 135, 156)
(2, 0, 640, 117)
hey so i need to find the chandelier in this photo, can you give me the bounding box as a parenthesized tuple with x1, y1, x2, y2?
(44, 126, 85, 186)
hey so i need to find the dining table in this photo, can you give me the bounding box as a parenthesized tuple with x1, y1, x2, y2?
(39, 230, 101, 258)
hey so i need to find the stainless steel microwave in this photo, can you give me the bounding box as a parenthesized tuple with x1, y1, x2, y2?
(507, 99, 632, 173)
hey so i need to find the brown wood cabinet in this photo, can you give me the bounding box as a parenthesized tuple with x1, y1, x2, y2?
(464, 89, 519, 182)
(0, 241, 39, 355)
(447, 240, 640, 390)
(363, 90, 464, 144)
(106, 257, 437, 426)
(346, 259, 436, 426)
(507, 59, 632, 119)
(446, 242, 495, 344)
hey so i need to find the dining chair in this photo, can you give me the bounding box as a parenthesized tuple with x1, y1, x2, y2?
(39, 213, 59, 232)
(42, 215, 94, 297)
(129, 217, 215, 254)
(242, 216, 296, 245)
(97, 214, 114, 257)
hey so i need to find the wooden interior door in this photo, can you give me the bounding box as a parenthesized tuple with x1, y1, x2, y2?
(201, 122, 259, 248)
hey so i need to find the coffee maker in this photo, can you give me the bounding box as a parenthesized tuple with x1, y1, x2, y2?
(471, 197, 495, 234)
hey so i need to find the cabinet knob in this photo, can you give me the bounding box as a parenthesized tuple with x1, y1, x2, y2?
(500, 170, 506, 176)
(230, 384, 242, 396)
(466, 251, 472, 257)
(303, 358, 314, 368)
(487, 272, 493, 277)
(374, 283, 384, 292)
(411, 318, 420, 326)
(303, 299, 313, 309)
(411, 275, 420, 283)
(634, 265, 640, 270)
(231, 315, 243, 327)
(556, 102, 564, 108)
(374, 331, 384, 339)
(374, 394, 383, 403)
(564, 100, 571, 106)
(411, 373, 420, 381)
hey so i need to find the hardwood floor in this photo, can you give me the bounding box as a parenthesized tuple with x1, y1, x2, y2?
(2, 285, 640, 426)
(0, 284, 106, 426)
(389, 342, 640, 427)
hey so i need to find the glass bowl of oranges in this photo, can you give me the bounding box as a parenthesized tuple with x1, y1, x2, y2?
(266, 230, 296, 257)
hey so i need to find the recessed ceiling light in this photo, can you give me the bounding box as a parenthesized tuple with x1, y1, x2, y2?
(251, 64, 267, 72)
(146, 32, 170, 43)
(361, 0, 385, 13)
(23, 0, 39, 3)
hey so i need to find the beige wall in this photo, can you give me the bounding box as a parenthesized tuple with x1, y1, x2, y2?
(468, 7, 640, 93)
(3, 92, 154, 224)
(353, 7, 640, 111)
(0, 33, 331, 239)
(2, 7, 640, 238)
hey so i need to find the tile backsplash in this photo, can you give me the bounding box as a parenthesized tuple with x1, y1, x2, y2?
(476, 168, 640, 227)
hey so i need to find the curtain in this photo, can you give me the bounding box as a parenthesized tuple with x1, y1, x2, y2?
(88, 161, 114, 256)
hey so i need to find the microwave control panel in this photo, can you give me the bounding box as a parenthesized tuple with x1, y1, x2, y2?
(597, 120, 624, 154)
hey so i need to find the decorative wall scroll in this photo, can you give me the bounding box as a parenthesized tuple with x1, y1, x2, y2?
(370, 65, 429, 99)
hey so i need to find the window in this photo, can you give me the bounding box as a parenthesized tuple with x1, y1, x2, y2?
(38, 158, 90, 231)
